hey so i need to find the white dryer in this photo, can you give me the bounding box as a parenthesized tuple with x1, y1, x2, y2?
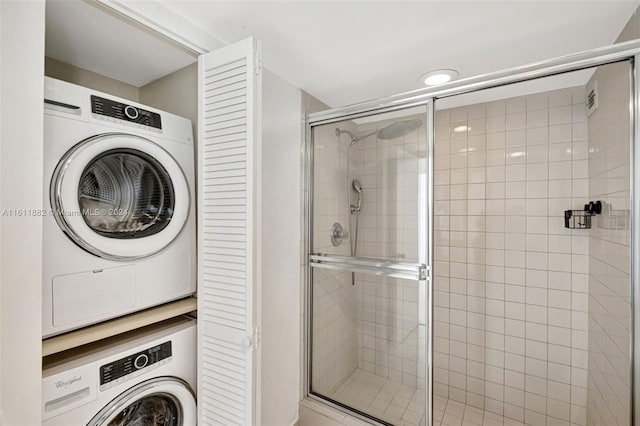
(42, 317, 196, 425)
(43, 77, 196, 337)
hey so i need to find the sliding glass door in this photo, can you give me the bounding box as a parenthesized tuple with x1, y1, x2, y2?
(307, 106, 430, 426)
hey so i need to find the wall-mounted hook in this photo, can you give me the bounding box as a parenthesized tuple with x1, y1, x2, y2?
(586, 200, 602, 215)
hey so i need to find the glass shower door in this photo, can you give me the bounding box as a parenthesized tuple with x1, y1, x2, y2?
(307, 106, 431, 426)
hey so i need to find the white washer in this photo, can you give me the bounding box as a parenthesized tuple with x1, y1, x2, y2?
(42, 317, 196, 425)
(43, 77, 196, 337)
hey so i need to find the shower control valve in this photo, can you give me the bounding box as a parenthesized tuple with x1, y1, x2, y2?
(330, 222, 349, 247)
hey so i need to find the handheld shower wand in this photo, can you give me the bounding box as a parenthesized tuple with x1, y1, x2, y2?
(351, 179, 362, 213)
(350, 180, 362, 286)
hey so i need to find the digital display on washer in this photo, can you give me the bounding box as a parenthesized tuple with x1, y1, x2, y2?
(99, 341, 172, 386)
(91, 95, 162, 130)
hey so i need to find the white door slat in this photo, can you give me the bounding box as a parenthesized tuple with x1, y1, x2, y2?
(205, 84, 247, 100)
(204, 58, 246, 76)
(203, 149, 246, 160)
(204, 107, 246, 122)
(202, 274, 247, 287)
(203, 131, 247, 145)
(203, 154, 247, 165)
(203, 301, 245, 318)
(202, 259, 246, 271)
(205, 117, 247, 131)
(204, 96, 248, 112)
(204, 124, 247, 137)
(202, 386, 246, 414)
(204, 71, 246, 90)
(203, 193, 247, 201)
(204, 247, 246, 258)
(203, 236, 246, 245)
(203, 204, 247, 213)
(202, 408, 241, 426)
(203, 380, 246, 403)
(204, 125, 246, 137)
(202, 226, 247, 236)
(204, 140, 246, 152)
(202, 288, 246, 302)
(204, 62, 246, 80)
(203, 372, 245, 396)
(203, 161, 246, 172)
(202, 183, 247, 192)
(202, 285, 245, 299)
(202, 267, 246, 279)
(203, 313, 244, 329)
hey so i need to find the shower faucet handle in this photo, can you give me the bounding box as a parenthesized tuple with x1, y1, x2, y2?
(330, 222, 349, 247)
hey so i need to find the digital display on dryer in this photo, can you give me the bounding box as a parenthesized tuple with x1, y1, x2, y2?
(99, 341, 172, 386)
(91, 95, 162, 129)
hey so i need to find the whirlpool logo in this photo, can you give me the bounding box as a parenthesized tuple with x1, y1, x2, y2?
(55, 376, 82, 389)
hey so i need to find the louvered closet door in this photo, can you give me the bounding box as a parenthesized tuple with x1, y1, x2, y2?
(197, 37, 262, 426)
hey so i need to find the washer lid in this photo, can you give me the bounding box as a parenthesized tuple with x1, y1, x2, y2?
(51, 133, 190, 260)
(88, 377, 196, 426)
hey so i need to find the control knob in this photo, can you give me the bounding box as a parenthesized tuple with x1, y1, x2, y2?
(134, 354, 148, 369)
(124, 105, 139, 120)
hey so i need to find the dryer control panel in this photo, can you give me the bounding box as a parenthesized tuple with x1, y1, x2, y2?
(91, 95, 162, 130)
(99, 341, 172, 391)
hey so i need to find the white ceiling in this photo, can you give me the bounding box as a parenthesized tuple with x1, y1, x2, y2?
(161, 0, 640, 107)
(46, 1, 640, 107)
(45, 0, 197, 87)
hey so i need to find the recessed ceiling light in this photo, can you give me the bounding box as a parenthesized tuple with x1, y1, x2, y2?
(453, 125, 468, 133)
(419, 69, 459, 86)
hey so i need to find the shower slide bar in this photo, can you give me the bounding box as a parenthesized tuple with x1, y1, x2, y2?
(309, 254, 427, 281)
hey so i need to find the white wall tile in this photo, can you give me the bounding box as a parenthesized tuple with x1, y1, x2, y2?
(432, 87, 593, 425)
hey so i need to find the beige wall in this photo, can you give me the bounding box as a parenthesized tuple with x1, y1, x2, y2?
(139, 63, 197, 141)
(45, 56, 139, 102)
(261, 69, 303, 426)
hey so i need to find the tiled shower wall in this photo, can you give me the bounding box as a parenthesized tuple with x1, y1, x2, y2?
(432, 87, 590, 425)
(586, 62, 631, 426)
(349, 116, 427, 390)
(312, 123, 358, 394)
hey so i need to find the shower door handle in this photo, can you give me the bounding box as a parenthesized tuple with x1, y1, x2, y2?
(309, 254, 427, 281)
(419, 264, 429, 281)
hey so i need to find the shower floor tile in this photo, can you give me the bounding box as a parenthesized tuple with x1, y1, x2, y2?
(433, 397, 525, 426)
(325, 371, 527, 426)
(330, 369, 425, 425)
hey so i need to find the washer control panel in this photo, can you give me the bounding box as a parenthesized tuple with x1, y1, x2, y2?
(99, 341, 172, 391)
(91, 95, 162, 130)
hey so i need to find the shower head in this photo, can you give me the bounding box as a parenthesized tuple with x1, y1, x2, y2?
(377, 119, 423, 140)
(335, 119, 423, 145)
(335, 128, 358, 143)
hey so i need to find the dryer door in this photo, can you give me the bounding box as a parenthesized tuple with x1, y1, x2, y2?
(51, 133, 190, 260)
(88, 377, 196, 426)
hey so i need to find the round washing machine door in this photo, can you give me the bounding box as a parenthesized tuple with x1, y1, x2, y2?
(88, 377, 196, 426)
(51, 133, 190, 260)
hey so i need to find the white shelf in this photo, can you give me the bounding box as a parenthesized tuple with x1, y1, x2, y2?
(42, 297, 197, 357)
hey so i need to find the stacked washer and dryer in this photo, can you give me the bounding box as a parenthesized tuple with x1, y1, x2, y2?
(41, 77, 198, 424)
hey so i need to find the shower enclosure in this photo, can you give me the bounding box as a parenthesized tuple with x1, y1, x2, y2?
(305, 40, 640, 426)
